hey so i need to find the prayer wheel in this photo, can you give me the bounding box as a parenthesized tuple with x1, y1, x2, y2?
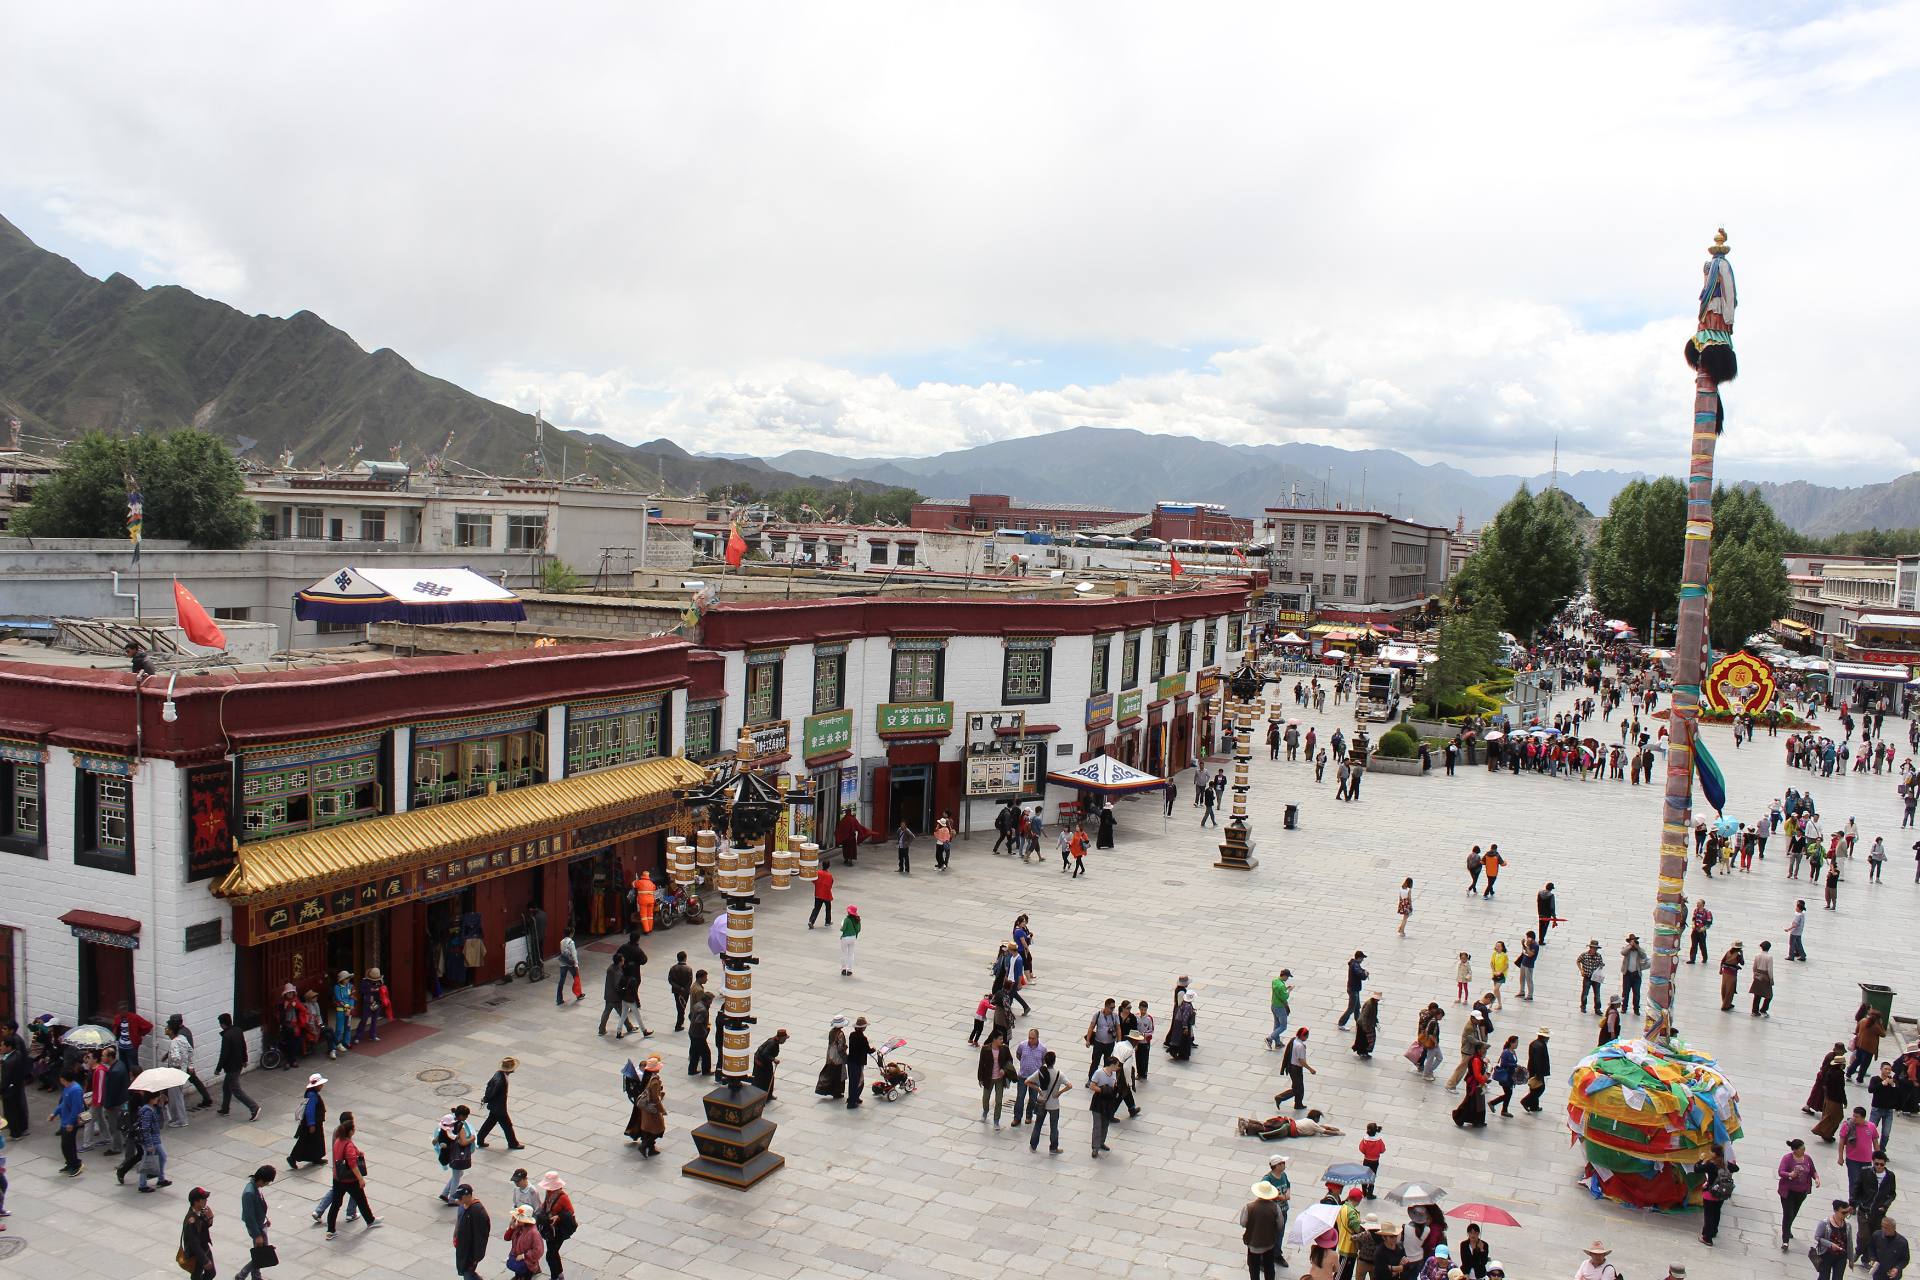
(797, 840, 819, 882)
(769, 847, 792, 890)
(695, 829, 719, 870)
(720, 1026, 751, 1077)
(722, 966, 752, 1017)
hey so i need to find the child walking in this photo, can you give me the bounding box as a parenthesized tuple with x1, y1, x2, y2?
(1455, 953, 1472, 1003)
(1358, 1123, 1386, 1200)
(968, 995, 991, 1046)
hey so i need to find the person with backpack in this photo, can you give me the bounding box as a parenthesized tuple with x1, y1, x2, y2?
(1466, 845, 1483, 894)
(991, 801, 1018, 855)
(1700, 1142, 1738, 1245)
(1813, 1200, 1855, 1279)
(435, 1106, 475, 1203)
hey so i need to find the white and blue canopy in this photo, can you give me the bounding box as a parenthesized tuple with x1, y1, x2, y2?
(295, 566, 526, 625)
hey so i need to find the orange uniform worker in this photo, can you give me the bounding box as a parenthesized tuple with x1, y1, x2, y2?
(633, 871, 657, 933)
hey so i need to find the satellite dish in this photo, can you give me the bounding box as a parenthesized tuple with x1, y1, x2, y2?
(1073, 582, 1096, 595)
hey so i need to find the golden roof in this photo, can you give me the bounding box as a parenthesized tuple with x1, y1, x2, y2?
(216, 755, 706, 900)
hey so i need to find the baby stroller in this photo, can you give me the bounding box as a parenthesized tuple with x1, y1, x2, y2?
(869, 1038, 917, 1101)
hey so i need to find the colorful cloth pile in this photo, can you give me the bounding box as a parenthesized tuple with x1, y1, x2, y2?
(1565, 1037, 1743, 1210)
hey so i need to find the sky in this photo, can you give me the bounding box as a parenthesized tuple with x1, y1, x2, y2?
(5, 2, 1920, 485)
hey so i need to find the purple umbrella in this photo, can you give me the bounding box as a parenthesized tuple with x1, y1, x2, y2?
(707, 912, 729, 958)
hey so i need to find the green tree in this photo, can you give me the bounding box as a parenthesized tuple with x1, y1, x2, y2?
(1590, 477, 1686, 630)
(1457, 485, 1582, 639)
(1708, 537, 1790, 652)
(1711, 484, 1794, 552)
(541, 560, 585, 593)
(12, 429, 257, 547)
(1420, 596, 1501, 717)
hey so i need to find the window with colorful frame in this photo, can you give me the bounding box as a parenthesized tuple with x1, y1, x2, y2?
(1002, 637, 1053, 705)
(745, 650, 784, 725)
(565, 694, 667, 775)
(1121, 632, 1141, 690)
(1178, 625, 1194, 673)
(1227, 614, 1244, 652)
(74, 755, 134, 873)
(240, 732, 385, 841)
(889, 639, 944, 702)
(1090, 636, 1112, 694)
(812, 644, 847, 716)
(1150, 629, 1169, 681)
(410, 711, 545, 808)
(0, 742, 45, 858)
(1202, 620, 1217, 668)
(684, 700, 723, 760)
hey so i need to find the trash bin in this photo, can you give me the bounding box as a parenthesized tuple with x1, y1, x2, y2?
(1860, 983, 1896, 1020)
(1284, 804, 1299, 830)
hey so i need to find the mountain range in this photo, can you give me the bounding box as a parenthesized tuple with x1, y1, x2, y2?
(0, 215, 869, 497)
(2, 212, 1913, 534)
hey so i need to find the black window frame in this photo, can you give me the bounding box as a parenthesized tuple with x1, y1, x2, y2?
(868, 542, 888, 566)
(359, 509, 387, 541)
(812, 649, 846, 716)
(74, 766, 135, 874)
(0, 760, 46, 859)
(1121, 633, 1141, 690)
(1227, 615, 1244, 652)
(889, 646, 945, 703)
(1150, 629, 1169, 681)
(1202, 620, 1216, 668)
(1001, 643, 1053, 706)
(1178, 625, 1194, 673)
(896, 544, 916, 566)
(1090, 638, 1110, 695)
(745, 659, 784, 726)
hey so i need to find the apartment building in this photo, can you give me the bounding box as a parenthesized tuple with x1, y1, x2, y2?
(1256, 508, 1452, 620)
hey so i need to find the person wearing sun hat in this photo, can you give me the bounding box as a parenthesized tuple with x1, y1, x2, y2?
(1240, 1180, 1284, 1278)
(288, 1073, 328, 1169)
(1261, 1153, 1293, 1263)
(535, 1172, 577, 1280)
(1521, 1026, 1552, 1113)
(1575, 1239, 1619, 1280)
(503, 1201, 545, 1277)
(329, 970, 355, 1058)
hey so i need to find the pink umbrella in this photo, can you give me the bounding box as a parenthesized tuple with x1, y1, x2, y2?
(1445, 1202, 1521, 1227)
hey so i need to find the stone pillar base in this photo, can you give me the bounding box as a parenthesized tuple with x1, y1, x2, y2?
(681, 1080, 784, 1189)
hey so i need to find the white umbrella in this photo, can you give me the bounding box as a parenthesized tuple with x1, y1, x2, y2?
(131, 1067, 189, 1093)
(1285, 1201, 1340, 1249)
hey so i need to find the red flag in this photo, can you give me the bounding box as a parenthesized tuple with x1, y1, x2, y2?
(1169, 553, 1184, 578)
(1232, 545, 1248, 564)
(724, 522, 747, 567)
(173, 581, 227, 649)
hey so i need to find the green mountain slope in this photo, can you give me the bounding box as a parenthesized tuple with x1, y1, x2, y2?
(0, 214, 849, 497)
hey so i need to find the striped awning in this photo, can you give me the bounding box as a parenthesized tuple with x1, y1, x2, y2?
(216, 756, 705, 900)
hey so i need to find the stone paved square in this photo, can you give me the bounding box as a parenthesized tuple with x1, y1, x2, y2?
(4, 692, 1915, 1278)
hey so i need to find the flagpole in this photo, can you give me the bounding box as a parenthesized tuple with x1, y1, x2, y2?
(1649, 229, 1738, 1041)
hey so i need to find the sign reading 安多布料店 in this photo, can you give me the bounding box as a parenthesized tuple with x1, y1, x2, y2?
(1156, 672, 1188, 700)
(876, 701, 954, 735)
(1116, 688, 1144, 722)
(803, 709, 854, 759)
(966, 753, 1026, 797)
(1085, 691, 1113, 729)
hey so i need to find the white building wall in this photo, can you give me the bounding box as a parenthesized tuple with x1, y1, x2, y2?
(1, 751, 234, 1066)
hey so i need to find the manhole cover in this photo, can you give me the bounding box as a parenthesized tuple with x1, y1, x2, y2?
(416, 1068, 454, 1083)
(435, 1082, 472, 1097)
(1162, 879, 1186, 887)
(0, 1239, 26, 1260)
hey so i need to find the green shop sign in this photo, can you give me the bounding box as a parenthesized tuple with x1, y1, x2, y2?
(1157, 672, 1188, 700)
(1116, 688, 1144, 722)
(876, 701, 954, 735)
(803, 709, 854, 758)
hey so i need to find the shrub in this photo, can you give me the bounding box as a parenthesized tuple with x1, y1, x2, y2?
(1375, 726, 1420, 758)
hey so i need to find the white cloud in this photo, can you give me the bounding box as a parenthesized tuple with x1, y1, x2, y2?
(3, 2, 1920, 483)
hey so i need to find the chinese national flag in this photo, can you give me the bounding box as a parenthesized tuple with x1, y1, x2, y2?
(173, 581, 227, 649)
(724, 522, 747, 567)
(1169, 553, 1184, 578)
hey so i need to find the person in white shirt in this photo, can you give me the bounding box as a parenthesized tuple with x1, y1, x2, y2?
(1573, 1239, 1619, 1280)
(163, 1030, 194, 1127)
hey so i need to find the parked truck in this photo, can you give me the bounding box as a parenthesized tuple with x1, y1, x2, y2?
(1356, 665, 1402, 722)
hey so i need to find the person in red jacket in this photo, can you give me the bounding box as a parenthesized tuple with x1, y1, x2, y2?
(808, 865, 835, 929)
(834, 812, 878, 867)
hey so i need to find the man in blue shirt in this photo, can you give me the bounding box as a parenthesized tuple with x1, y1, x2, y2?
(51, 1066, 86, 1175)
(1011, 1029, 1048, 1128)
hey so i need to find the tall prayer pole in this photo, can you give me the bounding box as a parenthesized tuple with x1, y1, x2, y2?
(1649, 229, 1738, 1037)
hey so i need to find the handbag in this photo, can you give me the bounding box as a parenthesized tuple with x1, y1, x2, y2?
(175, 1244, 194, 1273)
(572, 972, 584, 999)
(250, 1243, 281, 1269)
(1403, 1042, 1424, 1066)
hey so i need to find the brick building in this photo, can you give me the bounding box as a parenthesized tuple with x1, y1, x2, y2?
(910, 493, 1146, 534)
